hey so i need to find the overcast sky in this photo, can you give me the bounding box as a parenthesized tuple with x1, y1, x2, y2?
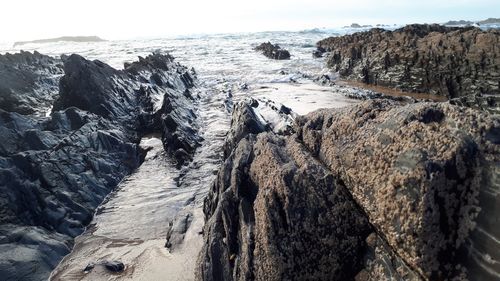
(1, 0, 498, 42)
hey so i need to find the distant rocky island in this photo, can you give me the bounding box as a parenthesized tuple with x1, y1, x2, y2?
(478, 17, 500, 24)
(444, 18, 500, 26)
(13, 36, 106, 47)
(343, 23, 373, 29)
(443, 20, 474, 26)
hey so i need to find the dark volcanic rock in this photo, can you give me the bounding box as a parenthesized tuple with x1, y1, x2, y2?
(0, 52, 200, 280)
(316, 24, 500, 99)
(0, 107, 143, 281)
(254, 42, 291, 60)
(53, 54, 141, 121)
(125, 54, 202, 165)
(53, 53, 201, 165)
(0, 51, 63, 115)
(198, 99, 500, 280)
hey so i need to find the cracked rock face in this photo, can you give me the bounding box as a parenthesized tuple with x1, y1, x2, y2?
(197, 99, 499, 280)
(317, 24, 500, 100)
(0, 52, 200, 281)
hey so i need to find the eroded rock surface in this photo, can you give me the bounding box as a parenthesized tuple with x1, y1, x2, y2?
(198, 99, 499, 280)
(0, 52, 199, 281)
(316, 24, 500, 99)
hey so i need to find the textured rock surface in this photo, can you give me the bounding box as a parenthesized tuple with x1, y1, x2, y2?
(198, 101, 372, 281)
(0, 52, 199, 281)
(0, 51, 63, 115)
(254, 42, 291, 60)
(198, 99, 499, 280)
(317, 24, 500, 99)
(449, 94, 500, 114)
(125, 54, 202, 165)
(296, 100, 499, 280)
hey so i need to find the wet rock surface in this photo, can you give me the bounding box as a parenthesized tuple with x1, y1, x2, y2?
(0, 52, 199, 281)
(0, 51, 63, 115)
(316, 24, 500, 99)
(254, 42, 291, 60)
(198, 99, 500, 280)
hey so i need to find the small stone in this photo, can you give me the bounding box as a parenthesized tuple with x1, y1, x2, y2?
(83, 263, 95, 273)
(103, 261, 125, 273)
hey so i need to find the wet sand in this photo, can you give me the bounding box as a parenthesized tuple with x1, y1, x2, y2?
(251, 82, 359, 115)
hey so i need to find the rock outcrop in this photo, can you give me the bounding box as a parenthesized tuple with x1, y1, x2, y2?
(197, 99, 499, 280)
(254, 42, 291, 60)
(0, 52, 200, 281)
(124, 54, 202, 165)
(316, 24, 500, 99)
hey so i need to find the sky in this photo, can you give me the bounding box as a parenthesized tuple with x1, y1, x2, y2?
(0, 0, 498, 42)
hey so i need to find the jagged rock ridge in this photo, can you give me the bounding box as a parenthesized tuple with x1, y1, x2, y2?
(197, 99, 499, 281)
(316, 24, 500, 99)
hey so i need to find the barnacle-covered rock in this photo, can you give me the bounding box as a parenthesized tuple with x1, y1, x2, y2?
(316, 24, 500, 99)
(198, 99, 499, 281)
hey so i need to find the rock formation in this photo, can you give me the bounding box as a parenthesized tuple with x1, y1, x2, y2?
(197, 99, 499, 281)
(254, 42, 291, 60)
(0, 52, 200, 281)
(316, 24, 500, 99)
